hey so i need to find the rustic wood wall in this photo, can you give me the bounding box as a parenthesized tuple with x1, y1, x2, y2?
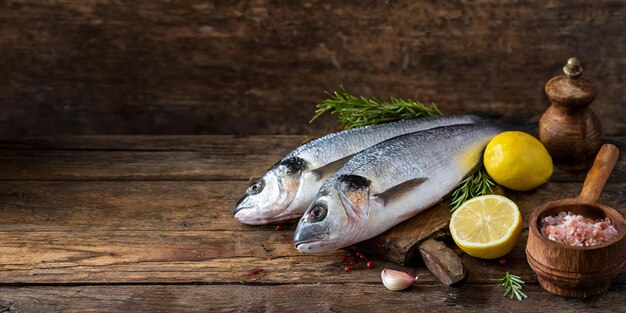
(0, 0, 624, 135)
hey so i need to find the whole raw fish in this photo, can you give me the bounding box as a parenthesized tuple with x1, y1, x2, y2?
(233, 115, 484, 225)
(293, 123, 501, 253)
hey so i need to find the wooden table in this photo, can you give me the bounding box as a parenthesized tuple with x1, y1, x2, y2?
(0, 135, 623, 312)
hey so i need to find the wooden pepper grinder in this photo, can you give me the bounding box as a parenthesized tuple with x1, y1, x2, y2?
(539, 57, 602, 170)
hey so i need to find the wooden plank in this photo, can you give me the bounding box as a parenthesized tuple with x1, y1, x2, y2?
(0, 180, 623, 285)
(0, 135, 306, 152)
(1, 1, 625, 136)
(0, 181, 622, 232)
(0, 180, 253, 232)
(0, 283, 624, 313)
(0, 135, 301, 181)
(0, 136, 623, 181)
(0, 149, 265, 181)
(0, 229, 425, 285)
(1, 227, 624, 286)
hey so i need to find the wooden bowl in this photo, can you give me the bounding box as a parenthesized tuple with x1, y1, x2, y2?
(526, 144, 626, 297)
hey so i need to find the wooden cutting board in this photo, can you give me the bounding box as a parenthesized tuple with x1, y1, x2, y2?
(358, 203, 451, 265)
(359, 186, 506, 285)
(358, 203, 467, 285)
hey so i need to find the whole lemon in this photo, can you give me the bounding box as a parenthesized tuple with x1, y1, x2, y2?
(484, 131, 553, 191)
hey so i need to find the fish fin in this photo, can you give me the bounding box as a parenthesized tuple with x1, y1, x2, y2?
(373, 178, 428, 206)
(311, 156, 352, 180)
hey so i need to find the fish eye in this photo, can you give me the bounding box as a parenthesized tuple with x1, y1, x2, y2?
(307, 205, 327, 222)
(248, 180, 265, 194)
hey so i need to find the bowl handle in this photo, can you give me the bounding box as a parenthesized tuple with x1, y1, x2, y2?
(577, 144, 620, 204)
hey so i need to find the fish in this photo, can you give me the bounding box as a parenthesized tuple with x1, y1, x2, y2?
(233, 115, 485, 225)
(293, 123, 502, 253)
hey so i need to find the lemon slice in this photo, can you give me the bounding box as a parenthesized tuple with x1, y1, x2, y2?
(450, 195, 522, 259)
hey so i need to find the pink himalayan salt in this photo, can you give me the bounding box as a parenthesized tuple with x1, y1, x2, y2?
(540, 211, 618, 247)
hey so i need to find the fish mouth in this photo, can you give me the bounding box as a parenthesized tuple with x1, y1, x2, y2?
(234, 207, 301, 225)
(232, 205, 252, 216)
(233, 193, 251, 216)
(233, 207, 268, 225)
(294, 234, 329, 250)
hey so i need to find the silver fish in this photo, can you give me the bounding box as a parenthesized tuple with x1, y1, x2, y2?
(293, 123, 502, 253)
(233, 115, 484, 225)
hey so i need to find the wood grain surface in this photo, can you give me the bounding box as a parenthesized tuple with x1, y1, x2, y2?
(0, 135, 624, 312)
(1, 0, 625, 136)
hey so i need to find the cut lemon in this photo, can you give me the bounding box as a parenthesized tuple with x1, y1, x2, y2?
(450, 195, 522, 259)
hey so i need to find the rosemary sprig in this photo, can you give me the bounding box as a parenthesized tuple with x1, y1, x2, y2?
(498, 272, 527, 301)
(309, 89, 494, 212)
(449, 168, 495, 212)
(309, 89, 442, 129)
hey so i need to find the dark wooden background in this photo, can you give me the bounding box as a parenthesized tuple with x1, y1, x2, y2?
(1, 0, 624, 135)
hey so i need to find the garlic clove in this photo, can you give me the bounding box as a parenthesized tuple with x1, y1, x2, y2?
(381, 268, 417, 291)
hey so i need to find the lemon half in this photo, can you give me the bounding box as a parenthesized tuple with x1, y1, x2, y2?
(450, 195, 522, 259)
